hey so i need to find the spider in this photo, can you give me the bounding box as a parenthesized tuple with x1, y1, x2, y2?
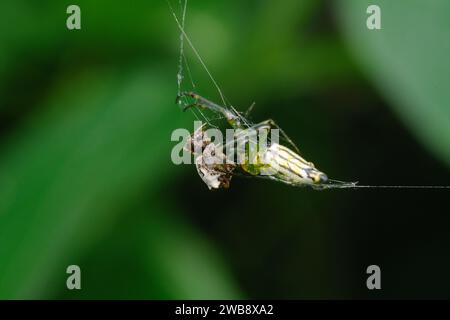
(178, 91, 333, 190)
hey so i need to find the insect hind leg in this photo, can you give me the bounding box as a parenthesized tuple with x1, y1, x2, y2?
(177, 91, 242, 128)
(251, 119, 301, 154)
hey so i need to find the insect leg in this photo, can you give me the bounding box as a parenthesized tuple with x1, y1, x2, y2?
(177, 92, 242, 128)
(244, 102, 256, 118)
(252, 119, 301, 154)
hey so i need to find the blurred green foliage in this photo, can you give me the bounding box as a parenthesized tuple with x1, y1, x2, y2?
(0, 0, 242, 299)
(339, 0, 450, 167)
(0, 0, 449, 299)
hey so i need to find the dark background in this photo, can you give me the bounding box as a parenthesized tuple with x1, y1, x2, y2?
(0, 0, 449, 299)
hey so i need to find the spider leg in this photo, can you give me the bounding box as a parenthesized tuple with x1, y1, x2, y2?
(251, 119, 301, 154)
(244, 102, 256, 118)
(178, 92, 242, 128)
(181, 102, 202, 112)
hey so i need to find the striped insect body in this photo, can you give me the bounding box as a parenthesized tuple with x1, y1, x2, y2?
(178, 92, 353, 190)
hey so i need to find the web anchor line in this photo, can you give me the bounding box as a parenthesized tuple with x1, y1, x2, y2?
(323, 179, 450, 189)
(351, 185, 450, 189)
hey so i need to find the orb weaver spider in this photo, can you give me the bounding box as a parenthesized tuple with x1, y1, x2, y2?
(177, 91, 346, 190)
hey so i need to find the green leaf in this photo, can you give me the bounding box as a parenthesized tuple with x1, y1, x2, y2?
(337, 0, 450, 166)
(0, 66, 239, 299)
